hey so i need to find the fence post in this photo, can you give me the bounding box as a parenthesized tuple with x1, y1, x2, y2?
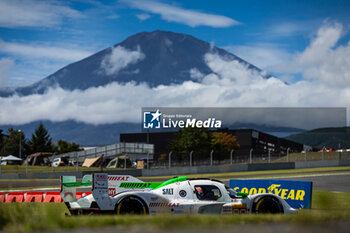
(249, 149, 253, 164)
(26, 159, 28, 174)
(190, 151, 193, 167)
(75, 152, 78, 172)
(230, 149, 234, 165)
(287, 148, 290, 162)
(268, 150, 271, 163)
(210, 150, 214, 166)
(105, 146, 107, 159)
(100, 154, 104, 172)
(322, 146, 325, 160)
(147, 152, 149, 169)
(339, 144, 341, 161)
(169, 151, 172, 168)
(305, 150, 307, 161)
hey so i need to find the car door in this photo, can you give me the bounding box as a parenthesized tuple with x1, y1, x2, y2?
(172, 181, 195, 214)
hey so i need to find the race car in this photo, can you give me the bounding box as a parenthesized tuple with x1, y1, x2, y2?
(60, 173, 297, 215)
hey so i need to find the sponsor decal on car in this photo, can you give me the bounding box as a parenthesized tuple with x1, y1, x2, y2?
(119, 182, 154, 188)
(179, 190, 187, 197)
(162, 188, 174, 195)
(108, 176, 130, 181)
(149, 202, 180, 207)
(95, 174, 108, 181)
(108, 188, 116, 196)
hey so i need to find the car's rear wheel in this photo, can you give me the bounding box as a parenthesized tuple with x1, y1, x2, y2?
(115, 196, 148, 215)
(253, 196, 283, 214)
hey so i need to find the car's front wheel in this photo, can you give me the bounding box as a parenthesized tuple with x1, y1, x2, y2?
(115, 196, 148, 215)
(253, 196, 283, 214)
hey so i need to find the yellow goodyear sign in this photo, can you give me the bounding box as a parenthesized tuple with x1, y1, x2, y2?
(230, 179, 313, 209)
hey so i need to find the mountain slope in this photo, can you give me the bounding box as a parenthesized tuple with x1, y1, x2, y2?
(2, 30, 267, 97)
(285, 127, 350, 149)
(0, 30, 273, 145)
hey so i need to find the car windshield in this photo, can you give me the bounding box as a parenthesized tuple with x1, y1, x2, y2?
(194, 185, 222, 201)
(225, 186, 238, 198)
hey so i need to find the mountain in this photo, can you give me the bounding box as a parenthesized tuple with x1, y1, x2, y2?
(285, 127, 350, 149)
(1, 30, 267, 97)
(0, 30, 272, 145)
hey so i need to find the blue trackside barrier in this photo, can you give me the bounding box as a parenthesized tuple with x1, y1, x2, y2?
(230, 179, 313, 209)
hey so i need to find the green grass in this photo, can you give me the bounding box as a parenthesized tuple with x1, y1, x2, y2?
(0, 165, 135, 174)
(275, 152, 350, 162)
(0, 190, 350, 232)
(0, 186, 60, 191)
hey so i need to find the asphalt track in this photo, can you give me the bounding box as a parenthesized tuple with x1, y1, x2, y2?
(46, 222, 350, 233)
(1, 169, 350, 192)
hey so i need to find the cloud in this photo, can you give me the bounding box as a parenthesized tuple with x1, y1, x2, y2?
(0, 0, 84, 28)
(267, 22, 312, 37)
(271, 21, 350, 87)
(224, 43, 293, 69)
(0, 39, 93, 62)
(189, 68, 204, 81)
(124, 0, 239, 28)
(136, 13, 151, 21)
(0, 58, 14, 86)
(6, 59, 70, 87)
(0, 39, 94, 86)
(100, 46, 145, 75)
(107, 14, 120, 19)
(1, 50, 348, 126)
(0, 22, 349, 126)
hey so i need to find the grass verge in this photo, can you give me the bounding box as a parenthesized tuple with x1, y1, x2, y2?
(0, 165, 136, 174)
(0, 190, 349, 232)
(275, 152, 350, 162)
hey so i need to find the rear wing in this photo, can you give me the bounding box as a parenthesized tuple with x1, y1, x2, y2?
(60, 175, 92, 202)
(60, 173, 161, 203)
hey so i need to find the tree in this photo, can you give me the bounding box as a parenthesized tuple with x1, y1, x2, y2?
(169, 129, 240, 162)
(0, 128, 27, 158)
(53, 140, 82, 154)
(169, 127, 211, 160)
(211, 132, 240, 160)
(28, 122, 53, 154)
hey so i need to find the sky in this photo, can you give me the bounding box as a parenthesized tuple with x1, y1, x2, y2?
(0, 0, 350, 126)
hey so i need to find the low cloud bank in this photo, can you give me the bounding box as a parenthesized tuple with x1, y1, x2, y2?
(1, 22, 349, 126)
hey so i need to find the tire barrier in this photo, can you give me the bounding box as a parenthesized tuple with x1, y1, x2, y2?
(0, 192, 6, 202)
(0, 191, 92, 203)
(24, 192, 44, 202)
(43, 192, 62, 203)
(5, 192, 25, 202)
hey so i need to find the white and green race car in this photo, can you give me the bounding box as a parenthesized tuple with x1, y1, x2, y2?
(60, 173, 297, 215)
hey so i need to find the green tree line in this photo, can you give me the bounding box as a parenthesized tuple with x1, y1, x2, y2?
(169, 127, 240, 161)
(0, 122, 82, 158)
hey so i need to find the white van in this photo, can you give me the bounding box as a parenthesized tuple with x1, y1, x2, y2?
(52, 157, 68, 167)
